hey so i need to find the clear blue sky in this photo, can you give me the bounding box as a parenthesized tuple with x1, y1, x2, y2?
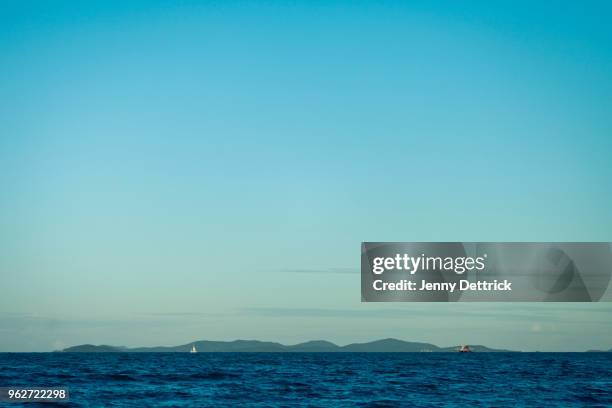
(1, 1, 611, 351)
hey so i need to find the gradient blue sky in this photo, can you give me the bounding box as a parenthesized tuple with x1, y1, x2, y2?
(1, 1, 612, 351)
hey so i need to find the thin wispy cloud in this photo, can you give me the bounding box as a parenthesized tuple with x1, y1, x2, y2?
(241, 305, 612, 324)
(279, 267, 359, 274)
(140, 312, 228, 318)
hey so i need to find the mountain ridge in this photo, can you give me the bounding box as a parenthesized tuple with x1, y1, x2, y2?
(61, 338, 516, 353)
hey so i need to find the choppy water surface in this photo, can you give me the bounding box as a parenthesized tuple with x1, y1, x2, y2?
(1, 352, 611, 407)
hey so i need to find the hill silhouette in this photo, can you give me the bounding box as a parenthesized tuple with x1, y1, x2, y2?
(62, 338, 515, 353)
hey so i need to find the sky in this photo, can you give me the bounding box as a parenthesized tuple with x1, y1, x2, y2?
(1, 0, 612, 352)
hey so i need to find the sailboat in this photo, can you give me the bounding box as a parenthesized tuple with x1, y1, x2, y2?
(190, 344, 197, 353)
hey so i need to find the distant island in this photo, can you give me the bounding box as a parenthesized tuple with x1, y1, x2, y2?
(61, 338, 516, 353)
(587, 347, 612, 353)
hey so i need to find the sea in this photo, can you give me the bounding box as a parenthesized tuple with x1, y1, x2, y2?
(1, 352, 611, 407)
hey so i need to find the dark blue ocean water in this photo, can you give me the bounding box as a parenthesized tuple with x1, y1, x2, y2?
(1, 352, 611, 407)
